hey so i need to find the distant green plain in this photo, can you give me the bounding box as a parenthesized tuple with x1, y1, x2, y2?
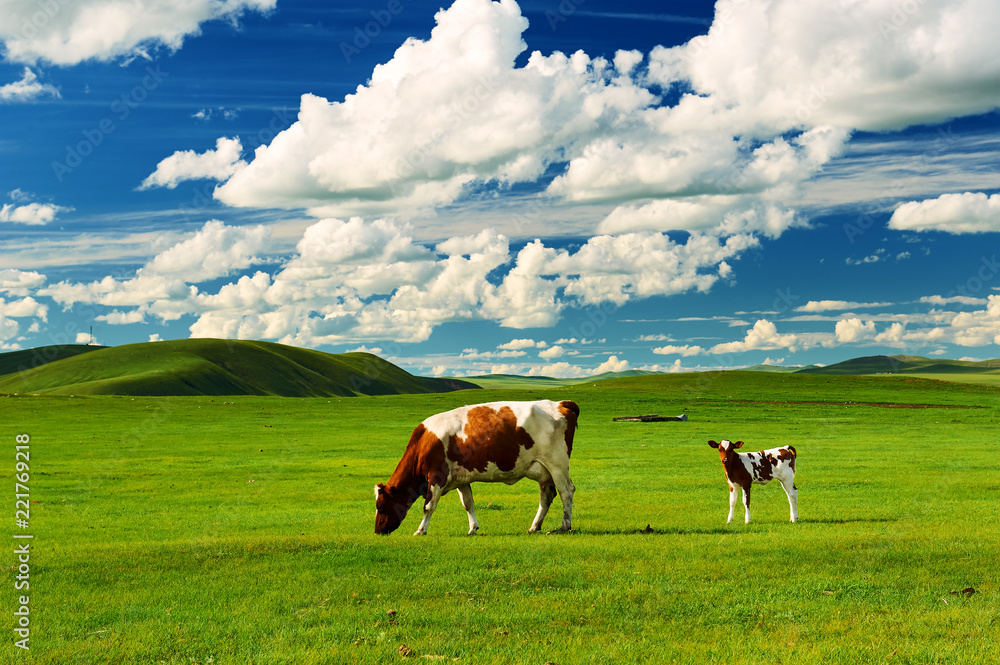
(4, 372, 999, 664)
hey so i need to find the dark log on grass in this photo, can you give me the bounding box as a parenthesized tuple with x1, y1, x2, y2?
(612, 414, 687, 422)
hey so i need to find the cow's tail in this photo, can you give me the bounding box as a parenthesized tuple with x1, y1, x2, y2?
(558, 400, 580, 457)
(559, 400, 580, 419)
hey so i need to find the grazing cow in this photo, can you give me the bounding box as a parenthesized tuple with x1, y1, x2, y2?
(375, 400, 579, 536)
(708, 439, 798, 524)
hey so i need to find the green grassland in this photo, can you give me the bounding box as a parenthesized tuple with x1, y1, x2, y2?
(0, 340, 478, 397)
(4, 371, 999, 664)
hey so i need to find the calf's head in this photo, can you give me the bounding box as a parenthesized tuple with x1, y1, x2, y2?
(708, 439, 743, 464)
(374, 483, 413, 535)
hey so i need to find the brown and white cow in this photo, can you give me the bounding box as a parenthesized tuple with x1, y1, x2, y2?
(375, 400, 579, 536)
(708, 439, 798, 524)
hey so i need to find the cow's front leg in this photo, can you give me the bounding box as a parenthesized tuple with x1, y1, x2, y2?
(727, 483, 738, 523)
(742, 485, 752, 524)
(456, 484, 479, 535)
(414, 485, 443, 536)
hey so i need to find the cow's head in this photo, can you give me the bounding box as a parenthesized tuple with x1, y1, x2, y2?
(708, 439, 743, 464)
(374, 483, 411, 535)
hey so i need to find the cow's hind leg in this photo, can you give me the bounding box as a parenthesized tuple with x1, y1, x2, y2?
(457, 484, 479, 535)
(530, 479, 558, 533)
(414, 485, 443, 536)
(525, 462, 561, 533)
(547, 467, 575, 532)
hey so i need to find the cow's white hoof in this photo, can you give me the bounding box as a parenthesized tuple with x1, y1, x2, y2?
(413, 530, 426, 536)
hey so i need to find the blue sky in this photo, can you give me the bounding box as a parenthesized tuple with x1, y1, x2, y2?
(2, 0, 999, 378)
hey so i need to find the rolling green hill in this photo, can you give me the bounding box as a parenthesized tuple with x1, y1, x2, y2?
(796, 354, 1000, 383)
(0, 339, 480, 397)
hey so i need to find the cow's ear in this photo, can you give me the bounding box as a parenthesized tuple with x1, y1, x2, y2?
(708, 440, 719, 448)
(733, 441, 744, 449)
(375, 483, 386, 498)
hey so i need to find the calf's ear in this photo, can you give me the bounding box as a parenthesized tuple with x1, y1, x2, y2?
(708, 440, 719, 448)
(733, 441, 744, 449)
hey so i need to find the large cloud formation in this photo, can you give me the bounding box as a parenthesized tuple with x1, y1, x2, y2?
(43, 219, 748, 345)
(194, 0, 1000, 238)
(36, 0, 1000, 357)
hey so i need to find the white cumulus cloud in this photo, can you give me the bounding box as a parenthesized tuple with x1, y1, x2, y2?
(593, 355, 630, 374)
(711, 319, 800, 354)
(538, 345, 565, 359)
(0, 0, 276, 65)
(652, 344, 706, 357)
(920, 295, 988, 307)
(1, 191, 70, 225)
(834, 318, 877, 343)
(888, 192, 1000, 234)
(497, 338, 546, 350)
(139, 137, 247, 190)
(145, 220, 270, 282)
(0, 269, 46, 296)
(0, 68, 59, 103)
(797, 300, 893, 312)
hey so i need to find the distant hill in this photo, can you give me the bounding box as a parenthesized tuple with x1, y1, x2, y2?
(738, 364, 820, 373)
(463, 369, 657, 390)
(0, 339, 480, 397)
(0, 344, 106, 377)
(797, 354, 1000, 385)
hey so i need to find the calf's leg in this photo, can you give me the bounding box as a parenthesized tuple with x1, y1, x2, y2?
(779, 477, 798, 523)
(727, 483, 738, 523)
(742, 484, 752, 524)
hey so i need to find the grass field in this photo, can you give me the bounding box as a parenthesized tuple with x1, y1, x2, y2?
(5, 372, 999, 663)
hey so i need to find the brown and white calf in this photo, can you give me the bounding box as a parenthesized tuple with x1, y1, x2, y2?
(375, 400, 579, 536)
(708, 439, 798, 524)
